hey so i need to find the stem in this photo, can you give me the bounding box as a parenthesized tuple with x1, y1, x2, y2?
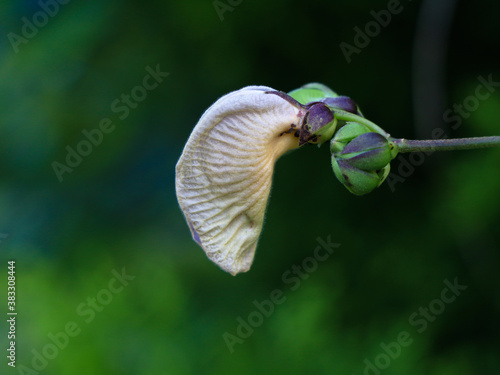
(392, 136, 500, 153)
(333, 110, 390, 138)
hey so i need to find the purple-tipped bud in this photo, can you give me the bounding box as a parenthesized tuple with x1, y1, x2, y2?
(321, 96, 359, 114)
(339, 132, 394, 171)
(307, 103, 335, 132)
(299, 103, 337, 146)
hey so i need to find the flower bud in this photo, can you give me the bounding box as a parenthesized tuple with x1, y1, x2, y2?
(321, 96, 361, 115)
(330, 122, 371, 153)
(331, 132, 398, 195)
(338, 132, 397, 170)
(299, 103, 337, 145)
(288, 83, 337, 105)
(332, 159, 386, 196)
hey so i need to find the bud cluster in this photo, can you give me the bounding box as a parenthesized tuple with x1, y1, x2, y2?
(287, 83, 399, 195)
(330, 122, 398, 195)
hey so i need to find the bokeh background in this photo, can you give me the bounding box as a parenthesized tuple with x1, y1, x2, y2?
(1, 0, 499, 374)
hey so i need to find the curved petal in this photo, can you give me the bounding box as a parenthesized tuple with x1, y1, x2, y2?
(175, 86, 306, 275)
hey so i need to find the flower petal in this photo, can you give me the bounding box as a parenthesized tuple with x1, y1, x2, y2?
(176, 86, 305, 275)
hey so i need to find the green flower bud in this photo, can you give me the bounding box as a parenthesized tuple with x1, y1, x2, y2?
(331, 132, 399, 195)
(332, 159, 386, 196)
(288, 83, 337, 105)
(330, 122, 371, 153)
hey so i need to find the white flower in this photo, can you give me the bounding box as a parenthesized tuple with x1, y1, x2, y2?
(175, 86, 306, 275)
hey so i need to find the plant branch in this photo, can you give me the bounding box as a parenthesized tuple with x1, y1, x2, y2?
(391, 136, 500, 153)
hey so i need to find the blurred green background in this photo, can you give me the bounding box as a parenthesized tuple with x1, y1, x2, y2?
(1, 0, 499, 374)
